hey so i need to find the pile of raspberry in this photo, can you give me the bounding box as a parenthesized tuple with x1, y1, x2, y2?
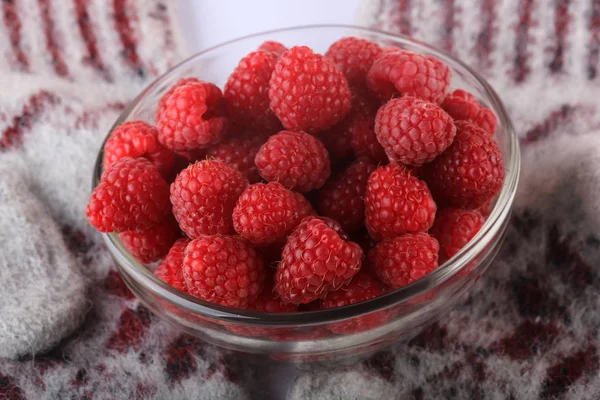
(87, 37, 503, 335)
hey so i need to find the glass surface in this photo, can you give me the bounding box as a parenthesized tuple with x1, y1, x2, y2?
(93, 25, 520, 362)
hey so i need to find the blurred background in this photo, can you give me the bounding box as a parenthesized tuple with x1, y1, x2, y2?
(179, 0, 360, 52)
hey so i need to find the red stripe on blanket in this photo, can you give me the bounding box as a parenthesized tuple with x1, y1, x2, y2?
(549, 0, 570, 72)
(475, 0, 497, 71)
(164, 335, 205, 382)
(2, 0, 29, 71)
(541, 345, 599, 398)
(106, 307, 152, 353)
(397, 0, 412, 36)
(38, 0, 69, 77)
(0, 91, 58, 151)
(514, 0, 534, 82)
(113, 0, 144, 76)
(522, 104, 574, 145)
(73, 0, 109, 80)
(0, 373, 25, 400)
(589, 0, 600, 79)
(441, 0, 455, 53)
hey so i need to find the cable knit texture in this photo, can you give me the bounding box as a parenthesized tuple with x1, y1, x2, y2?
(2, 0, 600, 399)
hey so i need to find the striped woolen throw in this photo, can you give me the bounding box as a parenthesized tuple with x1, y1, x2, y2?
(1, 0, 600, 399)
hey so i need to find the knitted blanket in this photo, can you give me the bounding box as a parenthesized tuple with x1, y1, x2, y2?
(1, 0, 600, 399)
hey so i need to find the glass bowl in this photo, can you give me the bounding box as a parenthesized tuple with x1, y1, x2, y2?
(93, 25, 520, 363)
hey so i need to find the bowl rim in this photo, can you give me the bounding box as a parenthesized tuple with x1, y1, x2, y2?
(94, 24, 520, 326)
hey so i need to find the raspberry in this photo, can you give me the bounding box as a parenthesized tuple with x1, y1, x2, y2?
(249, 289, 298, 312)
(319, 271, 387, 333)
(349, 110, 388, 163)
(255, 130, 330, 192)
(87, 157, 171, 232)
(275, 216, 363, 304)
(477, 198, 494, 217)
(365, 163, 437, 240)
(257, 40, 287, 56)
(224, 51, 281, 132)
(319, 118, 355, 160)
(119, 216, 181, 264)
(157, 77, 200, 113)
(226, 285, 297, 338)
(183, 235, 266, 308)
(293, 192, 316, 218)
(232, 182, 313, 246)
(103, 120, 175, 178)
(269, 46, 351, 133)
(154, 238, 190, 292)
(430, 208, 485, 258)
(318, 157, 377, 234)
(205, 134, 265, 183)
(170, 160, 248, 238)
(424, 121, 504, 209)
(325, 37, 383, 87)
(426, 54, 452, 95)
(315, 216, 349, 240)
(321, 87, 380, 161)
(374, 96, 456, 165)
(366, 49, 449, 103)
(156, 81, 227, 151)
(367, 233, 439, 289)
(441, 89, 497, 135)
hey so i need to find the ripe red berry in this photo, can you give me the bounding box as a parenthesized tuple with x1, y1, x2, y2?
(269, 46, 351, 133)
(293, 192, 316, 218)
(319, 271, 387, 333)
(367, 49, 449, 103)
(156, 81, 227, 151)
(365, 163, 437, 240)
(430, 208, 485, 258)
(225, 285, 297, 338)
(119, 216, 181, 264)
(349, 110, 388, 163)
(319, 117, 355, 160)
(318, 157, 377, 234)
(87, 157, 171, 232)
(233, 182, 313, 246)
(255, 130, 330, 192)
(249, 289, 298, 312)
(424, 121, 504, 209)
(367, 233, 439, 289)
(170, 160, 248, 238)
(321, 87, 381, 161)
(375, 96, 456, 166)
(442, 89, 497, 135)
(257, 40, 287, 56)
(224, 51, 281, 132)
(183, 235, 266, 308)
(205, 134, 265, 183)
(426, 54, 452, 94)
(275, 216, 363, 304)
(154, 238, 190, 292)
(103, 120, 175, 178)
(325, 37, 383, 87)
(157, 77, 200, 114)
(477, 198, 494, 217)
